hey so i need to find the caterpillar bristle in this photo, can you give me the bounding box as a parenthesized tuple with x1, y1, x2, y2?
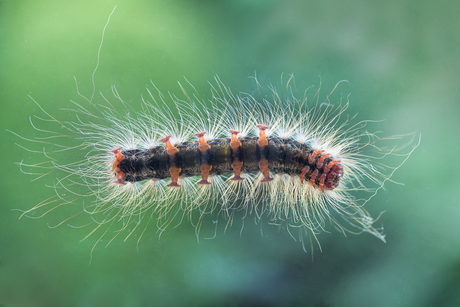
(13, 73, 419, 254)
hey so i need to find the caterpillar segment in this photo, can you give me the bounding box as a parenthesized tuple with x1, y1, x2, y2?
(159, 135, 181, 188)
(229, 129, 244, 182)
(110, 125, 343, 193)
(194, 131, 212, 186)
(256, 124, 273, 183)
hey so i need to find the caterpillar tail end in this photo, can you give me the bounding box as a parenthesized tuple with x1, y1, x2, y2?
(111, 147, 127, 185)
(114, 174, 127, 186)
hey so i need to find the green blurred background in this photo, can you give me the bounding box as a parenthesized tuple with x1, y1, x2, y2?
(1, 0, 459, 306)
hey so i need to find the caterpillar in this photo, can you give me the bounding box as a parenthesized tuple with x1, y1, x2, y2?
(12, 8, 419, 254)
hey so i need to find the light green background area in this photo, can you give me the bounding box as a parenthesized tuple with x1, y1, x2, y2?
(1, 0, 459, 306)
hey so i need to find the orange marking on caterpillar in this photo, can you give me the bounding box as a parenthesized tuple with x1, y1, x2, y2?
(110, 147, 127, 185)
(259, 158, 273, 183)
(167, 166, 181, 188)
(316, 153, 330, 169)
(299, 165, 310, 184)
(256, 124, 269, 148)
(229, 129, 244, 181)
(310, 169, 319, 187)
(308, 150, 324, 165)
(197, 163, 212, 185)
(194, 131, 212, 185)
(332, 163, 343, 174)
(160, 135, 179, 155)
(160, 135, 181, 188)
(194, 131, 210, 152)
(230, 161, 244, 181)
(229, 129, 242, 150)
(324, 160, 341, 173)
(319, 173, 327, 192)
(256, 125, 272, 182)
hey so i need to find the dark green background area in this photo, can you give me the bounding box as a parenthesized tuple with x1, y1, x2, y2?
(1, 0, 459, 306)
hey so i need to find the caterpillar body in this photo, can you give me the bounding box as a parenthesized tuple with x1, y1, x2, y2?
(112, 131, 342, 191)
(13, 8, 419, 253)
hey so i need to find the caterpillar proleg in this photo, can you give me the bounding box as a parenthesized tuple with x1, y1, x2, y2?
(12, 7, 419, 254)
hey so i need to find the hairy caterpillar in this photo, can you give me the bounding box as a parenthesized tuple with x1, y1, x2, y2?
(12, 8, 419, 254)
